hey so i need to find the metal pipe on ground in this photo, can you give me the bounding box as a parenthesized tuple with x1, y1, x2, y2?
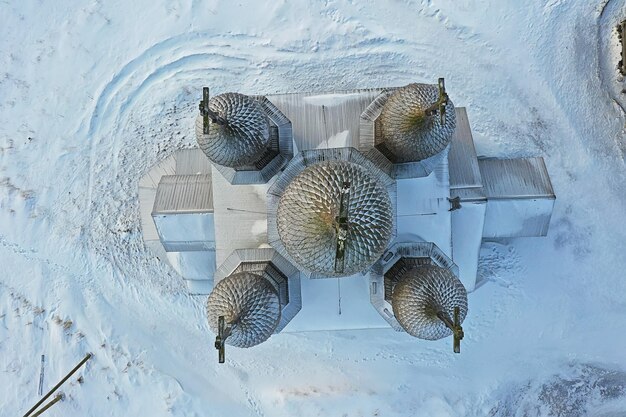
(22, 353, 92, 417)
(29, 394, 64, 417)
(38, 354, 45, 396)
(619, 20, 626, 75)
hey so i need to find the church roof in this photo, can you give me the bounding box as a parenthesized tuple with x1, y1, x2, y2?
(207, 272, 281, 348)
(392, 264, 468, 340)
(379, 83, 456, 163)
(277, 160, 393, 277)
(196, 92, 270, 168)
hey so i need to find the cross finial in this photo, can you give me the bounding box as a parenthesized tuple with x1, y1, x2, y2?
(199, 87, 228, 134)
(424, 77, 449, 125)
(436, 306, 464, 353)
(214, 315, 230, 363)
(334, 181, 351, 273)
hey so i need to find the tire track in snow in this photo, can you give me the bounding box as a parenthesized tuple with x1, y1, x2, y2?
(72, 17, 525, 415)
(81, 28, 489, 207)
(84, 33, 260, 207)
(78, 31, 444, 266)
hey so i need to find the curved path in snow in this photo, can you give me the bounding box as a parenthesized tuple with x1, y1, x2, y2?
(2, 0, 626, 415)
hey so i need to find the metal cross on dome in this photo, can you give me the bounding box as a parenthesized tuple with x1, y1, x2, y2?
(334, 181, 351, 274)
(436, 306, 464, 353)
(424, 78, 449, 126)
(199, 87, 228, 134)
(214, 315, 234, 364)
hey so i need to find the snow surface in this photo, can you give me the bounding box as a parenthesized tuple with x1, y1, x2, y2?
(1, 0, 626, 416)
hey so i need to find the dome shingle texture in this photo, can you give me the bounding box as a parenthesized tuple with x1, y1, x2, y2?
(379, 83, 456, 163)
(196, 92, 270, 168)
(277, 160, 393, 277)
(392, 265, 467, 340)
(207, 272, 281, 348)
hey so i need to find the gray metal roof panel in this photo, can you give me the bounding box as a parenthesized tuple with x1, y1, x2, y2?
(266, 89, 384, 151)
(175, 148, 213, 175)
(448, 108, 482, 189)
(153, 174, 213, 214)
(478, 157, 555, 199)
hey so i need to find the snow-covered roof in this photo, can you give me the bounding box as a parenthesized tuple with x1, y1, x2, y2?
(478, 157, 555, 199)
(447, 108, 483, 190)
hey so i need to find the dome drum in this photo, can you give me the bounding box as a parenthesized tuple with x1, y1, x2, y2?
(206, 271, 281, 349)
(196, 89, 293, 185)
(213, 248, 301, 334)
(359, 80, 456, 179)
(267, 148, 397, 279)
(383, 256, 433, 304)
(232, 261, 289, 307)
(369, 241, 459, 332)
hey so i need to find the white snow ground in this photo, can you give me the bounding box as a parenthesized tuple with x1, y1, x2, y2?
(1, 0, 626, 416)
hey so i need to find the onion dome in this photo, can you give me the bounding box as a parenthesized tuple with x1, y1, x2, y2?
(196, 92, 270, 168)
(206, 272, 281, 348)
(277, 160, 393, 277)
(392, 265, 467, 340)
(379, 83, 456, 163)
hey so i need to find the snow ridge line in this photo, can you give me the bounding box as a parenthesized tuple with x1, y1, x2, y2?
(597, 0, 626, 161)
(80, 33, 436, 209)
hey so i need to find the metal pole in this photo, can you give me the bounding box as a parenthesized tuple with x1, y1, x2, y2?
(38, 355, 45, 396)
(226, 208, 267, 214)
(29, 393, 64, 417)
(334, 181, 350, 274)
(337, 278, 342, 315)
(453, 307, 463, 354)
(622, 21, 626, 75)
(23, 353, 92, 417)
(215, 316, 227, 364)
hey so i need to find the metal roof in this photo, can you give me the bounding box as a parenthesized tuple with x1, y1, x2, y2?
(276, 160, 394, 277)
(478, 157, 555, 199)
(392, 264, 468, 340)
(378, 83, 456, 163)
(266, 89, 383, 151)
(206, 272, 281, 348)
(196, 92, 270, 168)
(209, 96, 294, 185)
(267, 147, 397, 279)
(213, 248, 302, 333)
(175, 148, 213, 175)
(153, 174, 213, 214)
(448, 108, 482, 190)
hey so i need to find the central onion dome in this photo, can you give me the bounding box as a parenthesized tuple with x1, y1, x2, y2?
(379, 83, 456, 163)
(196, 92, 270, 168)
(206, 272, 281, 348)
(392, 265, 468, 340)
(277, 160, 393, 277)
